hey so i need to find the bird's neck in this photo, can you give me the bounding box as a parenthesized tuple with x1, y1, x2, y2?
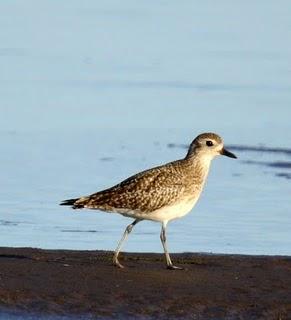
(184, 152, 214, 183)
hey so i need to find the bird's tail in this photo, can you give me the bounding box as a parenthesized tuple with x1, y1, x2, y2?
(60, 198, 78, 206)
(60, 198, 86, 209)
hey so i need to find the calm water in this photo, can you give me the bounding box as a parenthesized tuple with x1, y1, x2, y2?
(0, 311, 146, 320)
(0, 312, 92, 320)
(1, 1, 291, 258)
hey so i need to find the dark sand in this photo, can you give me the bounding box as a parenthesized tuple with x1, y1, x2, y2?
(0, 247, 290, 319)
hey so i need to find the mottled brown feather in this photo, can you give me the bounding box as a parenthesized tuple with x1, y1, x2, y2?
(75, 160, 190, 212)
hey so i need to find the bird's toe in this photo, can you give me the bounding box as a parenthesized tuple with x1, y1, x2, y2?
(167, 264, 184, 270)
(113, 259, 125, 269)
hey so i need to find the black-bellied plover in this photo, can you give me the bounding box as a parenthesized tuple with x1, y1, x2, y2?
(60, 133, 237, 269)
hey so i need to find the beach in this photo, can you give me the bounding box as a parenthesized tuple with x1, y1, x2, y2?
(0, 247, 290, 319)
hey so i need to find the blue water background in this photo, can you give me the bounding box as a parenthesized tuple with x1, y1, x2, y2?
(0, 1, 291, 255)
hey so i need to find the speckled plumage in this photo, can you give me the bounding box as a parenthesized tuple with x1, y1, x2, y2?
(73, 158, 205, 216)
(60, 132, 237, 269)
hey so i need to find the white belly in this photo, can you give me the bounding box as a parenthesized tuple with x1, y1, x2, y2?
(147, 197, 199, 222)
(116, 196, 199, 223)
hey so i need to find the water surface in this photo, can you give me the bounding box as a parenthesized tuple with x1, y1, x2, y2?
(0, 0, 291, 256)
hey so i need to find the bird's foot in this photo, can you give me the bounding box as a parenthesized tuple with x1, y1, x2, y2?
(167, 264, 184, 270)
(113, 258, 125, 269)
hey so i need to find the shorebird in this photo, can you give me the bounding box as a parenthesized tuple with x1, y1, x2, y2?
(60, 133, 237, 269)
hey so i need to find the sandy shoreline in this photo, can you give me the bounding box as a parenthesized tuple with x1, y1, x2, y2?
(0, 247, 290, 319)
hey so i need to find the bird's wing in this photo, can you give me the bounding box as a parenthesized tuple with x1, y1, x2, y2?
(80, 162, 186, 212)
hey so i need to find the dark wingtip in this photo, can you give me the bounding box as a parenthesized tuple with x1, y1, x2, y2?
(60, 198, 78, 206)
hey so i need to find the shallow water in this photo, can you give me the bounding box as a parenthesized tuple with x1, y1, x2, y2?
(0, 312, 145, 320)
(0, 0, 291, 258)
(0, 312, 88, 320)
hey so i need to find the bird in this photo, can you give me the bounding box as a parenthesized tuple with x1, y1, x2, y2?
(60, 132, 237, 270)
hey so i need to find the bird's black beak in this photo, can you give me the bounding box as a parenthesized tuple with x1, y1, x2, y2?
(220, 148, 237, 159)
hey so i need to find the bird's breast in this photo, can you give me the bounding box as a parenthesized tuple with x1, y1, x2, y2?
(141, 195, 199, 222)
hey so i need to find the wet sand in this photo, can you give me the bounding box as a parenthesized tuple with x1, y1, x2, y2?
(0, 247, 290, 319)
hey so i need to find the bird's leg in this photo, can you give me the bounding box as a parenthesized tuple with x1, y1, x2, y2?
(160, 222, 183, 270)
(113, 219, 141, 268)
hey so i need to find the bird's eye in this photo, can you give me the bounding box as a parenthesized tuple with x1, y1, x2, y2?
(206, 140, 213, 147)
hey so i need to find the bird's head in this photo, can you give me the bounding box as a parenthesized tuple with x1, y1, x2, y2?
(186, 133, 237, 160)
